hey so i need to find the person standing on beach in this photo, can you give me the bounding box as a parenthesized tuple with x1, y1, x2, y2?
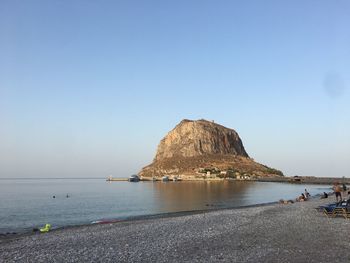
(333, 182, 342, 202)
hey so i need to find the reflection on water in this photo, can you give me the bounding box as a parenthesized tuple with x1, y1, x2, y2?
(150, 181, 251, 212)
(148, 180, 331, 212)
(0, 179, 331, 233)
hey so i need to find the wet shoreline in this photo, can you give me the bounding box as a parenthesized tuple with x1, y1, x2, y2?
(0, 199, 280, 242)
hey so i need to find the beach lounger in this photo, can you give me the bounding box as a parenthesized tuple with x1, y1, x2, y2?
(332, 207, 345, 218)
(320, 203, 336, 214)
(317, 203, 336, 211)
(323, 207, 346, 218)
(342, 208, 350, 219)
(323, 207, 335, 217)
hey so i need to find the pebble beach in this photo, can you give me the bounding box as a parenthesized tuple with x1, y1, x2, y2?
(1, 196, 350, 263)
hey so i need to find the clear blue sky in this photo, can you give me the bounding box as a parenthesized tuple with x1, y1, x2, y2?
(0, 0, 349, 178)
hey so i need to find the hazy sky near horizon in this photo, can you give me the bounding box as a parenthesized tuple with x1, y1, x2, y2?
(1, 0, 349, 178)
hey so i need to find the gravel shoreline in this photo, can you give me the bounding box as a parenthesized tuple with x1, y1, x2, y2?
(1, 196, 350, 263)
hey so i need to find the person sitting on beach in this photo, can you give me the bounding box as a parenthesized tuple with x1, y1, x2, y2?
(333, 182, 342, 202)
(304, 189, 310, 199)
(279, 199, 294, 204)
(297, 193, 306, 202)
(321, 192, 328, 199)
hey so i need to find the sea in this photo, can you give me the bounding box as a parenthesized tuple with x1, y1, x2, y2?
(0, 178, 331, 234)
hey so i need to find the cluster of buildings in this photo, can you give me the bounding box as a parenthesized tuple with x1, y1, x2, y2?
(196, 168, 254, 180)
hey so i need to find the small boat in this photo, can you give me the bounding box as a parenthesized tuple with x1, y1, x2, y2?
(128, 175, 140, 182)
(173, 176, 178, 182)
(162, 176, 169, 182)
(106, 175, 113, 181)
(152, 177, 157, 182)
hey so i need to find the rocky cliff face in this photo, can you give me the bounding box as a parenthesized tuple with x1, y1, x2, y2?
(154, 119, 249, 161)
(139, 119, 283, 178)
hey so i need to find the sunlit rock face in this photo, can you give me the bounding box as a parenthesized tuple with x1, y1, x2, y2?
(139, 119, 282, 178)
(154, 119, 249, 161)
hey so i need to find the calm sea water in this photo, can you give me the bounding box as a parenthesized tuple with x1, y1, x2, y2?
(0, 179, 331, 233)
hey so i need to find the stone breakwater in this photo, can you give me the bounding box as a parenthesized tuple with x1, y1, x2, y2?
(1, 197, 350, 263)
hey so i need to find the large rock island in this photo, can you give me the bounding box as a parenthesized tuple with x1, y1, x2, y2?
(139, 119, 283, 179)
